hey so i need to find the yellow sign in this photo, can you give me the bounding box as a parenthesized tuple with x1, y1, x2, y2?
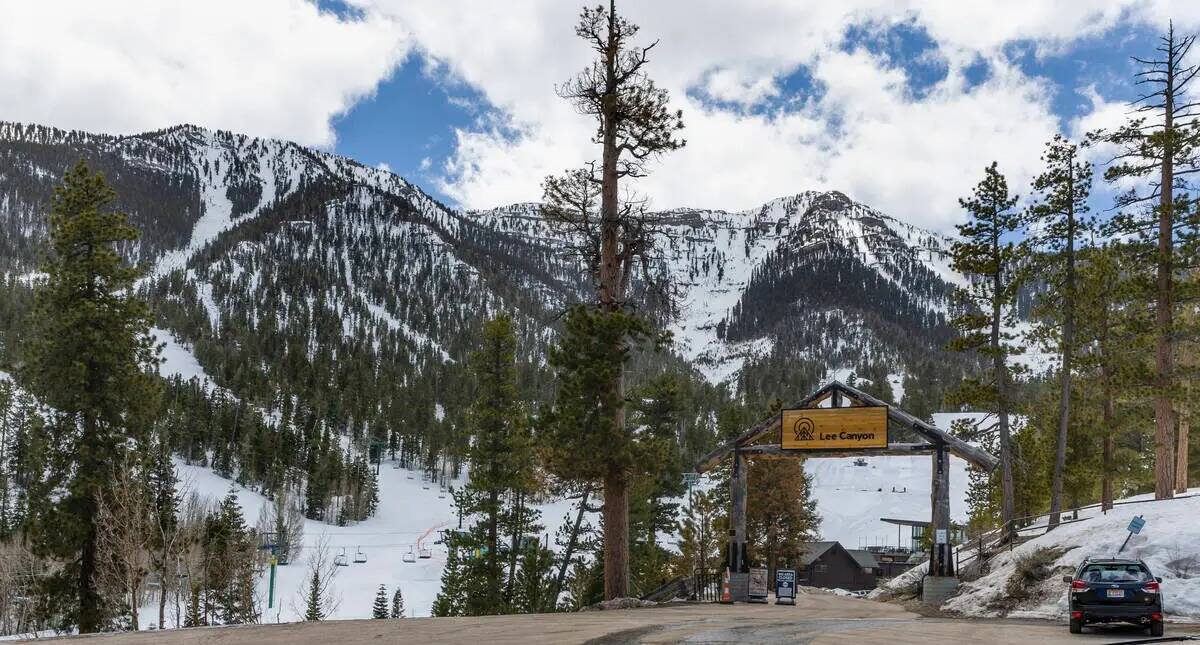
(781, 406, 888, 450)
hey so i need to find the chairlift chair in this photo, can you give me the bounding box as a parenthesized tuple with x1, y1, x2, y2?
(418, 547, 432, 559)
(354, 546, 367, 564)
(403, 547, 416, 563)
(334, 547, 349, 567)
(392, 461, 402, 470)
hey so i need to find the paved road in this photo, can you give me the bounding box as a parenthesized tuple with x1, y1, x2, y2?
(43, 594, 1200, 644)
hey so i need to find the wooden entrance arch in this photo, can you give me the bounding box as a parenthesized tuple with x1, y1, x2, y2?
(694, 380, 999, 582)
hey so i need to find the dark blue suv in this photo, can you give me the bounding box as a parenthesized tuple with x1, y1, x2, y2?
(1064, 558, 1164, 636)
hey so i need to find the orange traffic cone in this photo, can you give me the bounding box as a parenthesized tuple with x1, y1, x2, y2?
(720, 567, 733, 604)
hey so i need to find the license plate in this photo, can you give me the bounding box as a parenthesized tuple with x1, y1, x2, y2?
(1106, 589, 1125, 599)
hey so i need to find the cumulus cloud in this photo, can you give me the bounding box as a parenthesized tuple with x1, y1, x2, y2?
(0, 0, 409, 147)
(6, 0, 1200, 231)
(351, 0, 1200, 231)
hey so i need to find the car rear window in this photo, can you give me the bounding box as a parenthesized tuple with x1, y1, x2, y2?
(1080, 563, 1151, 583)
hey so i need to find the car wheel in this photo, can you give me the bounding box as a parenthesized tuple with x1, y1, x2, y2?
(1069, 618, 1082, 634)
(1149, 621, 1164, 637)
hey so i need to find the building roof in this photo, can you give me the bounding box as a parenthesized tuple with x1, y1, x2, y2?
(847, 549, 879, 569)
(880, 517, 965, 530)
(797, 541, 839, 566)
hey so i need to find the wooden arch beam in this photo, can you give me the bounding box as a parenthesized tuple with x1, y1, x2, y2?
(694, 379, 999, 473)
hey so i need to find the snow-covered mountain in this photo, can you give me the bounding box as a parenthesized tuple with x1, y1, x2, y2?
(0, 121, 990, 625)
(0, 121, 969, 402)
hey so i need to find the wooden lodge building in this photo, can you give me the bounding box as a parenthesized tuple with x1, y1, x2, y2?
(796, 541, 879, 591)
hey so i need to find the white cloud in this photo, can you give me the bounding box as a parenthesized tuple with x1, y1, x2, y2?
(0, 0, 409, 147)
(353, 0, 1200, 231)
(6, 0, 1200, 231)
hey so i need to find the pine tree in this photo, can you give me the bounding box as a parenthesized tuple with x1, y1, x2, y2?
(390, 587, 405, 619)
(304, 567, 325, 621)
(1074, 244, 1150, 510)
(372, 584, 389, 619)
(461, 315, 512, 611)
(148, 438, 182, 629)
(1103, 23, 1200, 499)
(627, 374, 685, 596)
(674, 488, 723, 576)
(543, 306, 669, 600)
(947, 162, 1025, 537)
(184, 585, 204, 628)
(746, 458, 820, 587)
(196, 486, 259, 626)
(547, 0, 685, 600)
(432, 535, 465, 617)
(19, 160, 162, 632)
(1025, 134, 1094, 527)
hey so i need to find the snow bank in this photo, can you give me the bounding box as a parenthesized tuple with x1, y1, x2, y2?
(940, 490, 1200, 620)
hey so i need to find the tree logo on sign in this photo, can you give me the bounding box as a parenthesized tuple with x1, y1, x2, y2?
(792, 417, 815, 442)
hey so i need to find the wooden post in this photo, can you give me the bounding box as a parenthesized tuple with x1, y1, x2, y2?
(930, 443, 952, 577)
(728, 449, 748, 572)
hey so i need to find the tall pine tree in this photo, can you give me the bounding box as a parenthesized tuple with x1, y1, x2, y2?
(547, 0, 685, 599)
(1104, 23, 1200, 499)
(1025, 134, 1094, 527)
(948, 162, 1025, 537)
(20, 160, 162, 632)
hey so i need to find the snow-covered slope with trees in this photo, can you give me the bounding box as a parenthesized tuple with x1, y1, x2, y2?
(948, 491, 1200, 620)
(0, 121, 992, 630)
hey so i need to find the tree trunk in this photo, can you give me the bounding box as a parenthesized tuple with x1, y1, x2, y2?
(487, 489, 500, 599)
(992, 232, 1015, 537)
(1154, 30, 1177, 500)
(129, 579, 139, 631)
(549, 487, 590, 611)
(158, 572, 168, 630)
(1049, 200, 1077, 528)
(1178, 400, 1190, 494)
(596, 0, 630, 602)
(78, 496, 101, 633)
(504, 491, 524, 605)
(602, 468, 629, 599)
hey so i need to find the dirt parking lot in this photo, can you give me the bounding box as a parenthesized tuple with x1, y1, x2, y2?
(42, 593, 1200, 644)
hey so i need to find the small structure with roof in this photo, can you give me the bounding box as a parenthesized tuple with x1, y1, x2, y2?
(795, 541, 877, 591)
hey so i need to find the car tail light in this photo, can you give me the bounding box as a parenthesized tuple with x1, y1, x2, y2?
(1143, 581, 1160, 593)
(1070, 611, 1082, 620)
(1070, 579, 1087, 590)
(1151, 612, 1163, 621)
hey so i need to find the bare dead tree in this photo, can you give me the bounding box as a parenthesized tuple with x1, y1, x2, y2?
(293, 534, 340, 621)
(95, 461, 154, 631)
(256, 488, 305, 566)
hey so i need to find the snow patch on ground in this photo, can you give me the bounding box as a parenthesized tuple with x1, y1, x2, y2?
(151, 327, 210, 386)
(875, 489, 1200, 621)
(160, 459, 596, 629)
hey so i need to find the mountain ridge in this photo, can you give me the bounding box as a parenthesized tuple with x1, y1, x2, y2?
(0, 120, 970, 426)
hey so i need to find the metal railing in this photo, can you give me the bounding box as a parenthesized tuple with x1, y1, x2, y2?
(692, 568, 722, 602)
